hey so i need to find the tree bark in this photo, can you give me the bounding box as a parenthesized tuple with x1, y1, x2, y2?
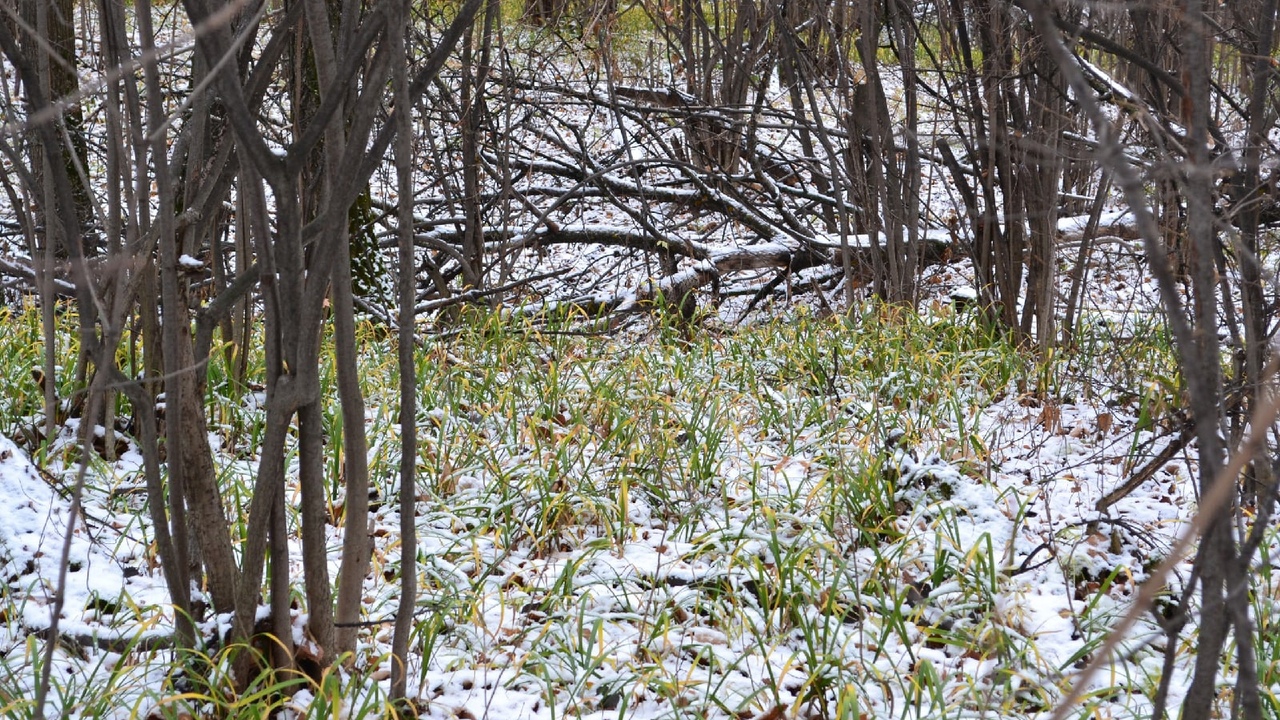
(390, 0, 418, 700)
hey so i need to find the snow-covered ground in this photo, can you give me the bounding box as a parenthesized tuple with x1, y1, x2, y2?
(0, 238, 1253, 719)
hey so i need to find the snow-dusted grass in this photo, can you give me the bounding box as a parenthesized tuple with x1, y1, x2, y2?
(0, 301, 1271, 719)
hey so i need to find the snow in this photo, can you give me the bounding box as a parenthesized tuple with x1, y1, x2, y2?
(1078, 58, 1138, 104)
(0, 434, 173, 718)
(1056, 209, 1134, 237)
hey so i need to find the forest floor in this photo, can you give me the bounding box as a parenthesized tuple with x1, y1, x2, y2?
(2, 224, 1265, 720)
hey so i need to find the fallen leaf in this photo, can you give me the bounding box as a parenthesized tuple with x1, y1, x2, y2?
(1040, 403, 1061, 433)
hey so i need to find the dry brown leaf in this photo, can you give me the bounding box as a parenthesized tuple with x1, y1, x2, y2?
(1040, 403, 1061, 433)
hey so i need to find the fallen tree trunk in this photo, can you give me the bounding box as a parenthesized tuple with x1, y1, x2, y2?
(510, 230, 957, 319)
(398, 220, 965, 323)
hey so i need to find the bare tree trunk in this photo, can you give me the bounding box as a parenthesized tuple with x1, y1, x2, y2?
(11, 0, 64, 448)
(297, 0, 348, 663)
(1232, 0, 1279, 514)
(1018, 45, 1065, 352)
(138, 0, 198, 612)
(1179, 4, 1237, 717)
(459, 22, 486, 289)
(888, 0, 922, 306)
(390, 0, 418, 702)
(269, 474, 296, 673)
(48, 0, 90, 229)
(850, 0, 915, 303)
(332, 232, 373, 658)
